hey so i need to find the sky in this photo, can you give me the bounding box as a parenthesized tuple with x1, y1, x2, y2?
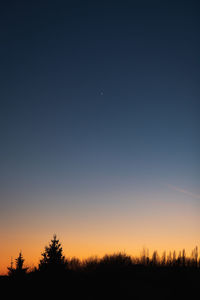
(0, 0, 199, 274)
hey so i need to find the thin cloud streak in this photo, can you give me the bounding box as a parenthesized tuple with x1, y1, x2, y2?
(168, 184, 200, 200)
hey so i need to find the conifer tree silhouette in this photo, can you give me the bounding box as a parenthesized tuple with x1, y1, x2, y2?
(39, 234, 66, 274)
(8, 252, 28, 277)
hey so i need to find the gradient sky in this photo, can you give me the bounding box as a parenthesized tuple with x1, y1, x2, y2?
(0, 0, 199, 274)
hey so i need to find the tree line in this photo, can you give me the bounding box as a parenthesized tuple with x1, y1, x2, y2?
(7, 235, 200, 278)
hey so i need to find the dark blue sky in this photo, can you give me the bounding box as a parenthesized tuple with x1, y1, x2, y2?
(0, 1, 199, 266)
(1, 0, 199, 188)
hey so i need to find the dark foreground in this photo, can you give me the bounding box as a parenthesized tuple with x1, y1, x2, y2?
(1, 266, 199, 299)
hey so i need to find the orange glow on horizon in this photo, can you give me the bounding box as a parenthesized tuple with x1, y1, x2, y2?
(1, 194, 199, 275)
(1, 227, 199, 275)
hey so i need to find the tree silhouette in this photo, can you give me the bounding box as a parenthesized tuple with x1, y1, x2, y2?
(161, 251, 166, 266)
(151, 251, 158, 266)
(8, 252, 28, 277)
(39, 234, 66, 274)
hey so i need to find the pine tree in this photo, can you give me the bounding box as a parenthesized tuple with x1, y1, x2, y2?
(39, 234, 66, 273)
(8, 252, 28, 277)
(7, 257, 14, 276)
